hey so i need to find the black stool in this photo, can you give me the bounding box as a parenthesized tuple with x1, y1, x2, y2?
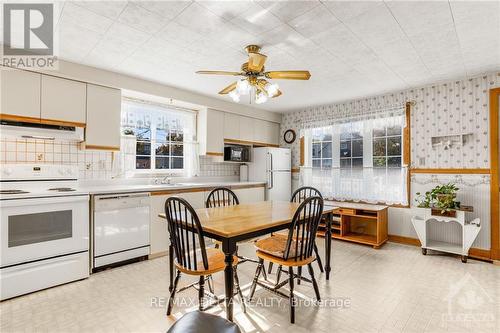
(167, 311, 241, 333)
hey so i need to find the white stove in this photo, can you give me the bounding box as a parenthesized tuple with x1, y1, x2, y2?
(0, 164, 90, 300)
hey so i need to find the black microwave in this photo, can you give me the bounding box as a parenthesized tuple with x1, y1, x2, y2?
(224, 145, 250, 162)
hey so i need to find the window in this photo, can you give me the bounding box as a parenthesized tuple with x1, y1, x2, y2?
(340, 122, 363, 168)
(311, 127, 332, 168)
(373, 123, 402, 168)
(301, 112, 408, 205)
(121, 99, 196, 171)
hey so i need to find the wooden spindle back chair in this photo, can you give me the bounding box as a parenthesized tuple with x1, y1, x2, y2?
(205, 187, 239, 208)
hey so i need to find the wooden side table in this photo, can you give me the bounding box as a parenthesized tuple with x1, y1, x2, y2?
(411, 207, 481, 263)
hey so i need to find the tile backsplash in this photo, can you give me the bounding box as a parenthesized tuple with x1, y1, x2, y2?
(0, 138, 240, 180)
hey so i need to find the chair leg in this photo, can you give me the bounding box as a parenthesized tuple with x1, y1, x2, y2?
(275, 265, 283, 287)
(198, 276, 205, 311)
(268, 261, 274, 274)
(233, 267, 246, 313)
(314, 243, 324, 273)
(249, 258, 264, 301)
(167, 271, 181, 315)
(288, 266, 295, 324)
(261, 262, 268, 281)
(308, 263, 321, 301)
(297, 266, 302, 285)
(207, 275, 215, 294)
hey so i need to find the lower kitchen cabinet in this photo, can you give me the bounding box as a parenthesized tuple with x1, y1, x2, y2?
(149, 191, 205, 256)
(233, 186, 265, 203)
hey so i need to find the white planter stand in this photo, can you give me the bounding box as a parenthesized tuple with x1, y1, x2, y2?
(411, 208, 481, 263)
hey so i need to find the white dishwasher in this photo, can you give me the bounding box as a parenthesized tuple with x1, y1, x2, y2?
(93, 193, 150, 270)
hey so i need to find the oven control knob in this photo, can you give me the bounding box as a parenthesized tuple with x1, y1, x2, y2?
(65, 168, 73, 176)
(3, 168, 13, 176)
(58, 168, 65, 175)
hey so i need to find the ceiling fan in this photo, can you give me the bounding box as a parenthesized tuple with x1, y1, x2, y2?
(196, 45, 311, 104)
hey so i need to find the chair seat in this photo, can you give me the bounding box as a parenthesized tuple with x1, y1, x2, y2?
(255, 235, 315, 267)
(175, 248, 238, 276)
(167, 311, 241, 333)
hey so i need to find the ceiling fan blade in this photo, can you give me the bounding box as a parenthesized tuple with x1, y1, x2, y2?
(196, 70, 242, 76)
(264, 71, 311, 80)
(247, 52, 267, 72)
(218, 82, 237, 95)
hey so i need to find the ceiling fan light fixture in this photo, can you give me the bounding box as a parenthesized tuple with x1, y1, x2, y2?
(265, 82, 279, 97)
(236, 79, 251, 95)
(255, 91, 268, 104)
(229, 90, 240, 102)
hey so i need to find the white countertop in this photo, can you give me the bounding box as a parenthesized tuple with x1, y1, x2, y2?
(78, 181, 266, 196)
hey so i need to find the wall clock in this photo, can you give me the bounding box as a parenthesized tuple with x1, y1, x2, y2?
(284, 129, 296, 144)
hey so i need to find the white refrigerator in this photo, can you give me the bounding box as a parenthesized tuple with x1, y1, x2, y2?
(249, 147, 291, 201)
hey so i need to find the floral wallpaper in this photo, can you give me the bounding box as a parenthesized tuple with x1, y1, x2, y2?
(281, 72, 500, 169)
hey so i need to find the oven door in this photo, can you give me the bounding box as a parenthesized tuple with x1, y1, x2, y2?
(0, 195, 89, 268)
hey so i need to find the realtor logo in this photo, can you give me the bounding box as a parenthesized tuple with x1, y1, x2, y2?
(3, 3, 53, 55)
(2, 3, 57, 69)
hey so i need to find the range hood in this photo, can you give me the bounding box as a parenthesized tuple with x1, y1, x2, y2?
(0, 120, 84, 142)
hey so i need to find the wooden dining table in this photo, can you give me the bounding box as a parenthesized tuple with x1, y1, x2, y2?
(159, 200, 338, 321)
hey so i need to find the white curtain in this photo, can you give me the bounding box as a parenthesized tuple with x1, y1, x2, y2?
(300, 105, 408, 205)
(300, 167, 408, 205)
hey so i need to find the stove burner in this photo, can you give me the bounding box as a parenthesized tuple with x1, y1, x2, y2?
(48, 187, 76, 192)
(0, 190, 30, 194)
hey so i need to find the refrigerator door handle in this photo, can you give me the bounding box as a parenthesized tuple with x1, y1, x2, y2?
(268, 171, 273, 189)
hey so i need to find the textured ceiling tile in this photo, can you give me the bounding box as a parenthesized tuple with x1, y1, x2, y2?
(197, 0, 252, 21)
(73, 1, 128, 20)
(157, 21, 203, 48)
(323, 1, 384, 22)
(175, 2, 226, 36)
(256, 0, 321, 22)
(59, 2, 114, 34)
(230, 2, 282, 35)
(133, 1, 192, 20)
(106, 22, 150, 46)
(288, 4, 341, 38)
(118, 3, 170, 34)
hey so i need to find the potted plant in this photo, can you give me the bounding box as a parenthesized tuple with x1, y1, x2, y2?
(415, 183, 460, 217)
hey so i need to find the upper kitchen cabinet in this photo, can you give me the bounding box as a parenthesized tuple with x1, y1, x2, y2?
(224, 112, 240, 140)
(239, 116, 254, 142)
(198, 108, 224, 157)
(0, 68, 41, 120)
(41, 75, 86, 125)
(85, 84, 121, 150)
(253, 119, 280, 146)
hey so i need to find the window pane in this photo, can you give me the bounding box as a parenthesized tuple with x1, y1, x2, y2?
(373, 138, 386, 156)
(155, 143, 169, 156)
(136, 156, 151, 169)
(352, 158, 363, 168)
(340, 140, 351, 158)
(387, 124, 402, 136)
(340, 159, 351, 168)
(322, 159, 332, 168)
(373, 126, 385, 138)
(373, 157, 386, 168)
(136, 142, 151, 155)
(312, 143, 321, 158)
(155, 157, 170, 169)
(388, 157, 401, 168)
(156, 129, 169, 142)
(172, 157, 183, 169)
(312, 127, 331, 142)
(312, 159, 321, 168)
(170, 131, 183, 142)
(135, 127, 151, 141)
(387, 136, 401, 156)
(352, 139, 363, 157)
(322, 142, 332, 158)
(172, 144, 183, 156)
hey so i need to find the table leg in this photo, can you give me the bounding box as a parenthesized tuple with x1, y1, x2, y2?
(325, 212, 332, 280)
(222, 239, 237, 321)
(168, 244, 174, 292)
